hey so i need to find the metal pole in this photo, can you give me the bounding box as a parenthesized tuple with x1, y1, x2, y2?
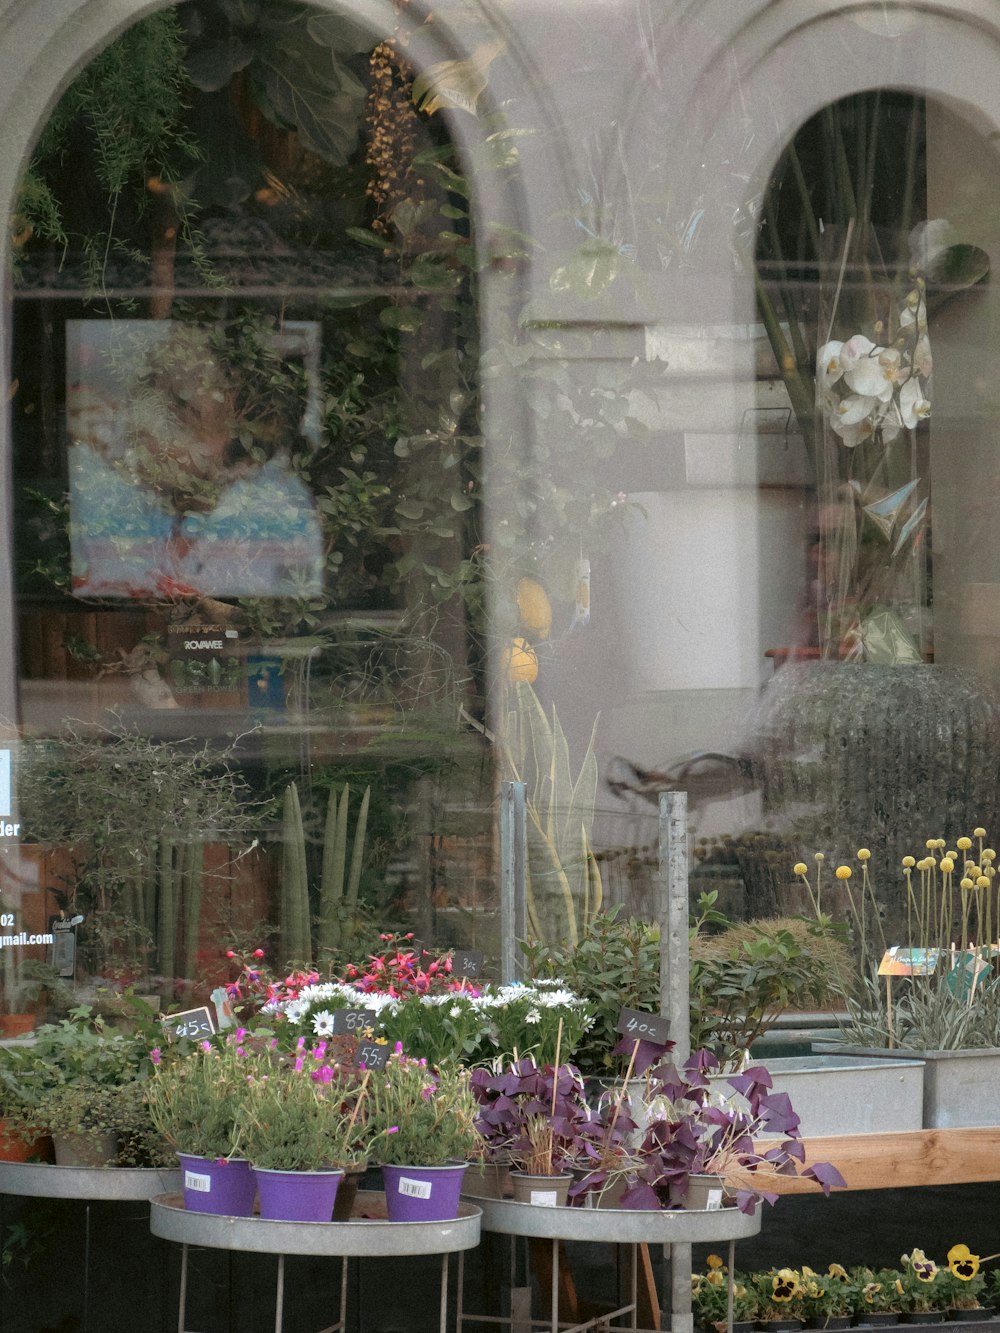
(500, 780, 527, 983)
(659, 789, 693, 1333)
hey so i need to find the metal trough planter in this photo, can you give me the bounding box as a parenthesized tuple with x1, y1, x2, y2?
(813, 1043, 1000, 1130)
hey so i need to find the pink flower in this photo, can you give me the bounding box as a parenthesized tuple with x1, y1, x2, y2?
(253, 949, 265, 959)
(150, 1047, 162, 1066)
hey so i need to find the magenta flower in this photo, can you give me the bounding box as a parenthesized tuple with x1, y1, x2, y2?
(150, 1047, 162, 1066)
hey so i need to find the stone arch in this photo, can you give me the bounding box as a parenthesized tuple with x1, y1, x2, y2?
(0, 0, 535, 719)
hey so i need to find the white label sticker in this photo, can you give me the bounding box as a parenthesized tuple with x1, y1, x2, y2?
(398, 1176, 433, 1199)
(185, 1170, 211, 1193)
(530, 1190, 558, 1207)
(705, 1189, 723, 1210)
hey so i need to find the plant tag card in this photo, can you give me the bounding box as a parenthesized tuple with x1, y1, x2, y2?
(184, 1168, 212, 1193)
(356, 1038, 389, 1071)
(331, 1008, 377, 1035)
(704, 1188, 723, 1210)
(530, 1190, 558, 1207)
(163, 1006, 216, 1041)
(451, 949, 484, 979)
(398, 1176, 433, 1200)
(615, 1007, 670, 1046)
(878, 947, 941, 976)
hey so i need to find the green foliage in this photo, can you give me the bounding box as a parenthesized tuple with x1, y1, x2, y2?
(280, 782, 312, 968)
(521, 906, 659, 1076)
(17, 10, 200, 279)
(16, 719, 261, 986)
(317, 783, 371, 959)
(366, 1052, 478, 1167)
(690, 915, 849, 1070)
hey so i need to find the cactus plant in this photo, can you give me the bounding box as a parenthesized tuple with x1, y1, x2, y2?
(316, 783, 370, 959)
(280, 782, 312, 967)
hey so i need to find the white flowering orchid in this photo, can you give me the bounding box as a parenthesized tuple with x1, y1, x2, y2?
(816, 285, 930, 449)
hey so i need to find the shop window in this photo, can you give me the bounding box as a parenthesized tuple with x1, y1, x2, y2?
(4, 2, 496, 1022)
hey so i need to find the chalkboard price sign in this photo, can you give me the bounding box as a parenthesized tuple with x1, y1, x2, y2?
(451, 949, 484, 979)
(355, 1039, 390, 1071)
(162, 1006, 216, 1041)
(331, 1008, 377, 1035)
(615, 1007, 670, 1047)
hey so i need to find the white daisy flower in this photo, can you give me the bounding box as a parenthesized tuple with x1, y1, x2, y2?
(312, 1010, 336, 1037)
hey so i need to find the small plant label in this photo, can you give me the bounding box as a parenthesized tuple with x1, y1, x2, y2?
(184, 1169, 212, 1193)
(398, 1176, 433, 1200)
(163, 1006, 216, 1041)
(703, 1188, 723, 1210)
(356, 1039, 389, 1071)
(530, 1190, 558, 1207)
(331, 1008, 377, 1035)
(451, 950, 484, 978)
(615, 1007, 670, 1046)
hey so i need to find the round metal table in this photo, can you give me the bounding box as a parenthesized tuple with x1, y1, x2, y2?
(150, 1190, 482, 1333)
(0, 1161, 181, 1332)
(461, 1196, 762, 1333)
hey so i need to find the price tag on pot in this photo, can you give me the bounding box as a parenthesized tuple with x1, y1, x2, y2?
(356, 1038, 389, 1071)
(451, 949, 484, 979)
(162, 1006, 216, 1041)
(615, 1007, 670, 1046)
(331, 1008, 377, 1035)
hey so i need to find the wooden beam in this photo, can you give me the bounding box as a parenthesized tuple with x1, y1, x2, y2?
(750, 1128, 1000, 1194)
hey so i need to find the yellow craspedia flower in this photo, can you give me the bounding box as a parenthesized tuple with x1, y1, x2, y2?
(947, 1244, 980, 1280)
(902, 856, 916, 869)
(835, 865, 852, 880)
(957, 837, 973, 851)
(985, 849, 997, 862)
(515, 577, 552, 640)
(794, 862, 809, 877)
(978, 876, 990, 890)
(926, 839, 937, 850)
(974, 827, 986, 838)
(940, 858, 954, 873)
(815, 852, 825, 862)
(502, 637, 539, 684)
(961, 878, 974, 891)
(857, 848, 871, 861)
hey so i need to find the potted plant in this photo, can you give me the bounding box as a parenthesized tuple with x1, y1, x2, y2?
(693, 1255, 760, 1333)
(566, 1079, 641, 1207)
(850, 1268, 904, 1327)
(798, 834, 1000, 1127)
(936, 1246, 988, 1321)
(237, 1039, 369, 1221)
(621, 1050, 846, 1213)
(0, 1042, 51, 1162)
(898, 1249, 949, 1323)
(145, 1031, 257, 1215)
(749, 1268, 806, 1331)
(366, 1046, 478, 1221)
(798, 1265, 857, 1330)
(469, 1056, 592, 1206)
(8, 1008, 152, 1167)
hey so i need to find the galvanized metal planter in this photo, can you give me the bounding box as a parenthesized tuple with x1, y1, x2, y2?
(813, 1044, 1000, 1129)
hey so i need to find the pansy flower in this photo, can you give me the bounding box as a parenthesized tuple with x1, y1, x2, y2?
(947, 1245, 980, 1280)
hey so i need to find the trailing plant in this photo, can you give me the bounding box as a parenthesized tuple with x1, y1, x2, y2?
(622, 1050, 846, 1214)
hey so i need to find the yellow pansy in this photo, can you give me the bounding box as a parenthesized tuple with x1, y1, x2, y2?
(947, 1245, 980, 1280)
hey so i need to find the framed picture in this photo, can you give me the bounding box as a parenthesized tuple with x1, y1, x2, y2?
(66, 318, 324, 599)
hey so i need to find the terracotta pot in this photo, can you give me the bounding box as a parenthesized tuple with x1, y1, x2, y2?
(0, 1014, 35, 1038)
(0, 1118, 52, 1163)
